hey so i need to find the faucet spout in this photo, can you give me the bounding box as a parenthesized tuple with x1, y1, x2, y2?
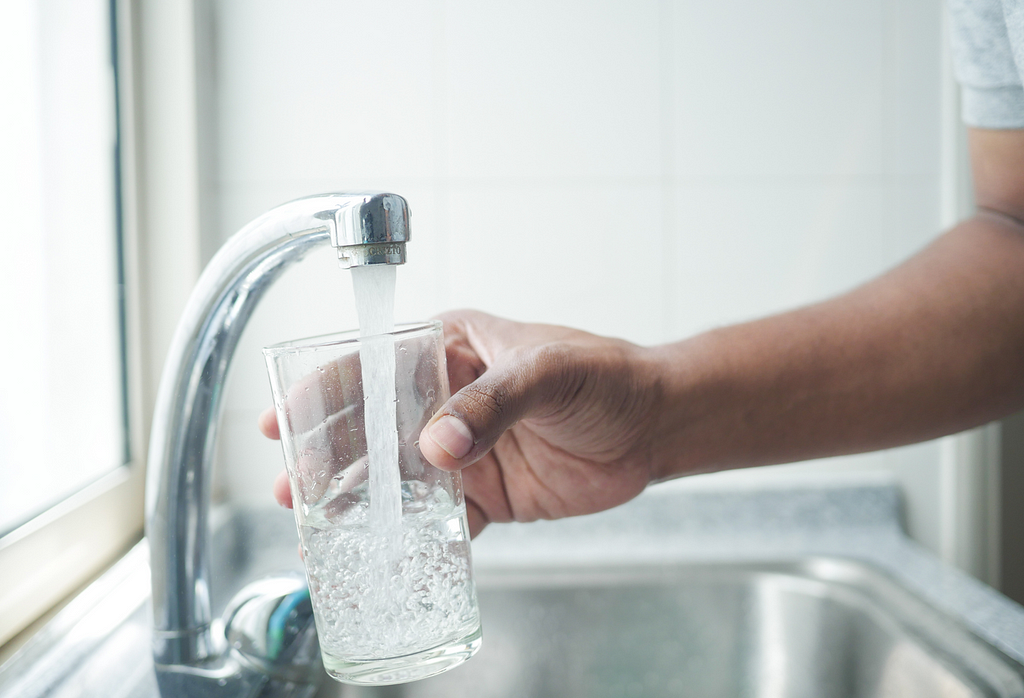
(330, 191, 410, 268)
(145, 192, 410, 692)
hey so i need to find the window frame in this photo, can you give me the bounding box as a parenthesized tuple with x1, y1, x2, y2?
(0, 0, 147, 648)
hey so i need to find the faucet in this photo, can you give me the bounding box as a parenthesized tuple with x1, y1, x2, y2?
(145, 193, 411, 697)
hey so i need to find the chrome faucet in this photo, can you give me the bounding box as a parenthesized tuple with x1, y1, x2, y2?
(146, 193, 411, 697)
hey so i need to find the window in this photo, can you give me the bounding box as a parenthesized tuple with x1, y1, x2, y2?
(0, 0, 125, 535)
(0, 0, 143, 648)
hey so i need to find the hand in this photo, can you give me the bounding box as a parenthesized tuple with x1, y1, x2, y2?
(262, 354, 368, 512)
(260, 310, 664, 537)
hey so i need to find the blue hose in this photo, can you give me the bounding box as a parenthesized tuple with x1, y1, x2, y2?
(267, 587, 312, 660)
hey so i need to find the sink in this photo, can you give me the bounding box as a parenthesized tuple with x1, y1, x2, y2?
(5, 485, 1024, 698)
(326, 560, 1024, 698)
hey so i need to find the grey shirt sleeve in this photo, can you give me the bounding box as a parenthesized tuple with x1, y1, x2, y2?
(948, 0, 1024, 128)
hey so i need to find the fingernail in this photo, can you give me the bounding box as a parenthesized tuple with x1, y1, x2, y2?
(429, 416, 474, 459)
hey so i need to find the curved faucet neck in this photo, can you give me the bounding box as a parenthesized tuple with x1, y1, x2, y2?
(145, 193, 409, 669)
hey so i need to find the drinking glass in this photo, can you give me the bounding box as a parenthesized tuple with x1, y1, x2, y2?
(263, 321, 482, 685)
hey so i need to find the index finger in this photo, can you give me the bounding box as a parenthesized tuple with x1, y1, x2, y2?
(259, 406, 281, 439)
(280, 356, 363, 435)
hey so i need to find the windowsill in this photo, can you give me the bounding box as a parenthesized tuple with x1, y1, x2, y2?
(0, 534, 142, 667)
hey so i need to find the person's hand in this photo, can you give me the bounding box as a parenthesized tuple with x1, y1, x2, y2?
(263, 354, 368, 512)
(260, 310, 665, 537)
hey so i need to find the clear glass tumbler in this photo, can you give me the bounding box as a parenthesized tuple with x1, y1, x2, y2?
(263, 321, 482, 685)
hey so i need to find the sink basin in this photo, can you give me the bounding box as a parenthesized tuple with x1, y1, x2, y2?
(328, 560, 1024, 698)
(5, 491, 1024, 698)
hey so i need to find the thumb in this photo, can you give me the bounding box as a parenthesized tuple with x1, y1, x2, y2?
(418, 346, 574, 471)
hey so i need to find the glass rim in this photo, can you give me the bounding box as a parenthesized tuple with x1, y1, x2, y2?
(262, 320, 441, 356)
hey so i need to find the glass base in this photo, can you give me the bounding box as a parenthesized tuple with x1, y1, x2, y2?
(323, 625, 483, 686)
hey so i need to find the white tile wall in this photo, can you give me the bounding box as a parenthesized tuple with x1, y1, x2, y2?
(214, 0, 437, 185)
(444, 0, 662, 181)
(203, 0, 948, 551)
(446, 182, 666, 345)
(671, 0, 886, 180)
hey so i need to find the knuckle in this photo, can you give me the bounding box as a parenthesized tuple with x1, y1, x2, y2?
(530, 343, 573, 373)
(528, 342, 581, 388)
(505, 342, 571, 378)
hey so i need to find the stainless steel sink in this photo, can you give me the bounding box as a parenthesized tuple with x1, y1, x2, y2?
(326, 560, 1024, 698)
(4, 501, 1024, 698)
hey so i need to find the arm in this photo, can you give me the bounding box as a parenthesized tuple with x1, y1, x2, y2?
(267, 131, 1024, 535)
(416, 130, 1024, 489)
(645, 129, 1024, 480)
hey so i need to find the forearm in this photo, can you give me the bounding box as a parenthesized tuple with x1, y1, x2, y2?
(650, 211, 1024, 480)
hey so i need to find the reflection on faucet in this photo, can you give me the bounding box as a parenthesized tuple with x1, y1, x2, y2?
(145, 193, 410, 697)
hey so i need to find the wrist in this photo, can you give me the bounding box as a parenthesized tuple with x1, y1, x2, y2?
(636, 332, 727, 483)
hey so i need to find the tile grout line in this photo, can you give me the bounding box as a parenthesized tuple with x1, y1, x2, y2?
(659, 0, 677, 344)
(433, 0, 452, 312)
